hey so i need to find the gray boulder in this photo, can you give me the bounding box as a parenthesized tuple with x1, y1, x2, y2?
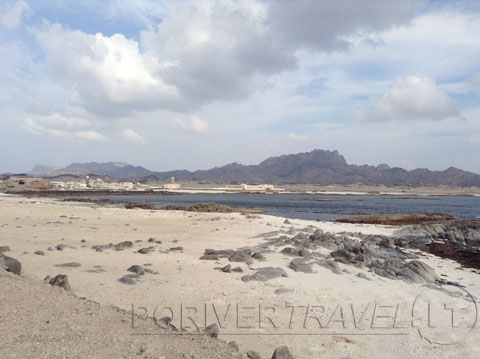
(0, 255, 21, 275)
(242, 267, 288, 282)
(271, 346, 294, 359)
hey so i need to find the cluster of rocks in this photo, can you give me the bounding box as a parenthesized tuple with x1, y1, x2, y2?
(200, 248, 266, 263)
(118, 264, 158, 285)
(92, 240, 134, 252)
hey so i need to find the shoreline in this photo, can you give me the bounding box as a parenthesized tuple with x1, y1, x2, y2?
(1, 194, 479, 358)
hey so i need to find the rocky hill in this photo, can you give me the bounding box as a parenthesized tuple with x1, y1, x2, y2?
(31, 149, 480, 186)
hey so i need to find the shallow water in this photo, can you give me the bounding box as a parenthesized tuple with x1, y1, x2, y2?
(72, 194, 480, 221)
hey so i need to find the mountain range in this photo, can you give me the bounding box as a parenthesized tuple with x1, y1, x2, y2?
(29, 149, 480, 186)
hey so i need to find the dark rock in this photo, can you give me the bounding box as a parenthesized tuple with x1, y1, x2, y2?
(169, 246, 183, 252)
(228, 341, 239, 352)
(229, 250, 252, 262)
(114, 241, 134, 251)
(47, 247, 53, 251)
(127, 265, 145, 275)
(242, 267, 287, 282)
(357, 272, 371, 281)
(204, 323, 219, 338)
(252, 252, 266, 261)
(54, 262, 81, 268)
(281, 247, 300, 256)
(44, 275, 52, 282)
(137, 247, 154, 254)
(221, 264, 232, 273)
(55, 244, 65, 251)
(0, 256, 21, 275)
(232, 267, 243, 272)
(247, 351, 261, 359)
(200, 254, 220, 260)
(34, 250, 45, 256)
(118, 275, 137, 285)
(80, 239, 86, 243)
(49, 274, 70, 290)
(289, 258, 314, 273)
(271, 346, 294, 359)
(0, 246, 10, 253)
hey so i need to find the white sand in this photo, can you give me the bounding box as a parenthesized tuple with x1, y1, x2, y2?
(1, 195, 479, 358)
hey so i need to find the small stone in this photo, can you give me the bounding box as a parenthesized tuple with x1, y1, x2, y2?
(118, 275, 136, 285)
(231, 267, 243, 272)
(49, 274, 70, 290)
(55, 244, 65, 251)
(247, 351, 261, 359)
(0, 246, 10, 253)
(221, 264, 232, 273)
(54, 262, 81, 268)
(271, 346, 293, 359)
(228, 341, 239, 352)
(127, 265, 145, 275)
(34, 250, 45, 256)
(204, 323, 219, 338)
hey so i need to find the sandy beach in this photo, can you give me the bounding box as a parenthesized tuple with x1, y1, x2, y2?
(1, 194, 479, 358)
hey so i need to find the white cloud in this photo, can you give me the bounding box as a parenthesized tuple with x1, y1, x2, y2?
(285, 132, 309, 143)
(472, 73, 480, 87)
(0, 0, 31, 30)
(22, 114, 108, 141)
(356, 76, 460, 122)
(173, 116, 209, 134)
(122, 128, 148, 144)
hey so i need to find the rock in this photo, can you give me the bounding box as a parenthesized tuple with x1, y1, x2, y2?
(221, 264, 232, 273)
(169, 246, 183, 252)
(0, 246, 10, 253)
(137, 247, 154, 254)
(271, 346, 294, 359)
(148, 238, 162, 244)
(231, 267, 243, 272)
(118, 275, 137, 285)
(247, 350, 261, 359)
(289, 258, 314, 273)
(55, 244, 65, 251)
(357, 272, 371, 281)
(316, 259, 342, 275)
(229, 250, 252, 262)
(252, 252, 266, 261)
(204, 323, 219, 338)
(0, 256, 21, 275)
(242, 267, 288, 282)
(44, 275, 52, 282)
(49, 274, 70, 290)
(80, 239, 86, 243)
(114, 241, 133, 251)
(228, 341, 239, 352)
(398, 260, 439, 283)
(284, 219, 291, 224)
(47, 247, 53, 251)
(274, 288, 294, 295)
(34, 250, 45, 256)
(127, 265, 145, 275)
(200, 254, 219, 260)
(54, 262, 81, 268)
(281, 247, 300, 256)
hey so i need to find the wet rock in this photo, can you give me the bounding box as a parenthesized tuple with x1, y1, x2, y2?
(49, 274, 70, 290)
(127, 265, 145, 276)
(241, 267, 287, 282)
(271, 346, 294, 359)
(204, 323, 219, 338)
(54, 262, 81, 268)
(34, 250, 45, 256)
(0, 256, 21, 275)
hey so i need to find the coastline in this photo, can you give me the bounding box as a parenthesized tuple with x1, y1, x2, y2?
(1, 194, 479, 358)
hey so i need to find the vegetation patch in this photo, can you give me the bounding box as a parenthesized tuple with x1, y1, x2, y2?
(336, 213, 454, 225)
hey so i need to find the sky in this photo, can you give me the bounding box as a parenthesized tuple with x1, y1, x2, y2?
(0, 0, 479, 174)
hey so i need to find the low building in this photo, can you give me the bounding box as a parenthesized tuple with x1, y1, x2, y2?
(163, 177, 181, 190)
(3, 177, 51, 191)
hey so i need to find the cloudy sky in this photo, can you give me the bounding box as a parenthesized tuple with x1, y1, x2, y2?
(1, 0, 479, 173)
